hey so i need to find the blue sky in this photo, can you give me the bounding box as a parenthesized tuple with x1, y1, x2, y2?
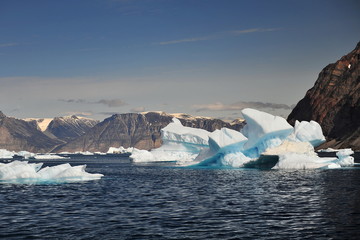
(0, 0, 359, 120)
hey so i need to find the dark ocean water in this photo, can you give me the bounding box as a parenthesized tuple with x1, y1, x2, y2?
(1, 157, 360, 240)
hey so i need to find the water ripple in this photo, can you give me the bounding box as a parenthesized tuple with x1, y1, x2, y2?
(1, 159, 360, 239)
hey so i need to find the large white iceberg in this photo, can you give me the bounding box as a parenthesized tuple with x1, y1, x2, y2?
(129, 108, 353, 170)
(0, 161, 104, 184)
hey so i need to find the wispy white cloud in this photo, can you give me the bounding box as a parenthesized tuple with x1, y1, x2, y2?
(192, 101, 292, 112)
(64, 111, 94, 117)
(230, 28, 280, 35)
(159, 36, 216, 45)
(0, 42, 18, 48)
(157, 28, 280, 45)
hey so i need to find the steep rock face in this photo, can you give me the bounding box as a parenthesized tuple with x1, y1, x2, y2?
(288, 42, 360, 150)
(0, 112, 63, 152)
(55, 112, 244, 152)
(46, 115, 99, 142)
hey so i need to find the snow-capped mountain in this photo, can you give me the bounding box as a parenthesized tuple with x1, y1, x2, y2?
(46, 115, 99, 141)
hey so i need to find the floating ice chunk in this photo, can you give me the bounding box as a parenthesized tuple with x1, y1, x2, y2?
(0, 161, 103, 183)
(272, 153, 337, 169)
(273, 148, 355, 169)
(107, 146, 133, 154)
(75, 151, 94, 155)
(292, 120, 326, 147)
(130, 149, 155, 162)
(241, 108, 293, 156)
(317, 148, 339, 152)
(161, 118, 210, 145)
(0, 149, 15, 159)
(336, 148, 354, 167)
(16, 151, 36, 159)
(33, 154, 68, 159)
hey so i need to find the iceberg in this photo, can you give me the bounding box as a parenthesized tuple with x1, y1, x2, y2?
(75, 151, 94, 155)
(129, 108, 353, 170)
(0, 149, 15, 159)
(336, 149, 354, 167)
(16, 151, 36, 159)
(107, 146, 133, 154)
(0, 160, 103, 184)
(33, 154, 68, 160)
(272, 153, 337, 169)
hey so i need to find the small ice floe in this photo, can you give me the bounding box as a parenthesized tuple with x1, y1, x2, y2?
(0, 161, 103, 184)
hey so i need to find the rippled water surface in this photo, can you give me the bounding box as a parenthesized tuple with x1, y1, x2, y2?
(1, 157, 360, 239)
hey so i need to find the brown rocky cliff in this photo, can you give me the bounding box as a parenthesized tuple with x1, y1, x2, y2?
(288, 42, 360, 150)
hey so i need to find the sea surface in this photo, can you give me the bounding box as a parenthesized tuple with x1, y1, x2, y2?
(1, 156, 360, 240)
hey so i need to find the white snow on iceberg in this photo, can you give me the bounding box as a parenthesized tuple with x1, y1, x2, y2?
(292, 120, 326, 147)
(161, 118, 210, 145)
(0, 161, 103, 184)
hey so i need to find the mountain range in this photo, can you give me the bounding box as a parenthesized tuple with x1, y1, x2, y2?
(0, 111, 244, 153)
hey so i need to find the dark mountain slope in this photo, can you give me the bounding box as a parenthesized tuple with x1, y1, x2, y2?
(46, 115, 99, 142)
(288, 42, 360, 150)
(0, 112, 64, 152)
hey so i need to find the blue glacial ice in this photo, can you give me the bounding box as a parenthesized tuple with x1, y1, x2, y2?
(0, 161, 104, 184)
(130, 108, 354, 169)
